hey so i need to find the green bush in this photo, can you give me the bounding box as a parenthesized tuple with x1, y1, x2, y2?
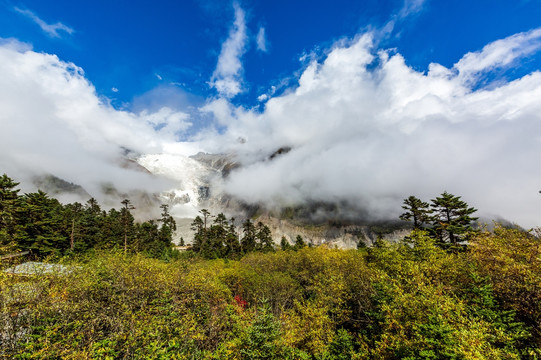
(2, 230, 541, 359)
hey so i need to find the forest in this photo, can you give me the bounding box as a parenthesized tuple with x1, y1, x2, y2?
(1, 173, 541, 359)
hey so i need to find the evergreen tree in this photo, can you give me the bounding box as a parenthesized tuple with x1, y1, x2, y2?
(192, 209, 212, 255)
(190, 215, 205, 253)
(62, 202, 84, 252)
(241, 219, 256, 254)
(157, 204, 176, 252)
(399, 195, 433, 230)
(224, 217, 241, 257)
(206, 213, 228, 258)
(430, 191, 478, 246)
(256, 221, 274, 252)
(18, 190, 67, 256)
(280, 236, 292, 251)
(0, 174, 21, 254)
(135, 220, 160, 256)
(294, 235, 306, 250)
(120, 199, 135, 253)
(101, 208, 123, 249)
(81, 198, 104, 249)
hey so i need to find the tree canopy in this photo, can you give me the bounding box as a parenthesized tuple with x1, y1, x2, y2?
(400, 191, 478, 248)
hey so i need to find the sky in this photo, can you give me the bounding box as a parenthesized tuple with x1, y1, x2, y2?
(1, 0, 541, 226)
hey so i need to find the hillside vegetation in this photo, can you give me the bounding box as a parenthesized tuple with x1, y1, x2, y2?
(2, 173, 541, 358)
(2, 227, 541, 359)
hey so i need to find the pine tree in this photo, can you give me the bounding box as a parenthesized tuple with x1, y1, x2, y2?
(120, 199, 135, 253)
(241, 219, 256, 254)
(256, 222, 274, 252)
(294, 235, 306, 250)
(430, 191, 478, 245)
(190, 215, 204, 253)
(134, 220, 160, 256)
(18, 190, 67, 256)
(157, 204, 176, 251)
(102, 208, 123, 249)
(63, 202, 84, 252)
(224, 217, 241, 257)
(399, 195, 433, 230)
(280, 236, 292, 251)
(0, 174, 21, 254)
(82, 198, 105, 249)
(207, 213, 228, 258)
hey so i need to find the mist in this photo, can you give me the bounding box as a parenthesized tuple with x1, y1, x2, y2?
(2, 27, 541, 228)
(200, 30, 541, 227)
(0, 39, 184, 203)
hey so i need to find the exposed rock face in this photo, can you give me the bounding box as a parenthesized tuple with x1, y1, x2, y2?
(190, 152, 239, 178)
(132, 151, 414, 247)
(255, 214, 411, 249)
(27, 148, 412, 247)
(32, 174, 91, 200)
(134, 152, 251, 243)
(137, 153, 217, 211)
(269, 146, 292, 160)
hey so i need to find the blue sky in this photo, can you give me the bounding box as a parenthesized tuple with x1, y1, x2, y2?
(2, 0, 541, 226)
(2, 0, 541, 109)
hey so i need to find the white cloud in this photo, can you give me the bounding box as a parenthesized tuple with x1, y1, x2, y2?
(139, 107, 192, 137)
(454, 27, 541, 85)
(111, 87, 119, 92)
(200, 29, 541, 227)
(14, 7, 74, 38)
(256, 27, 268, 52)
(3, 19, 541, 228)
(0, 43, 190, 199)
(210, 2, 247, 98)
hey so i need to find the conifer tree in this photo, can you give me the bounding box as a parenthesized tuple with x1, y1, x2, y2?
(18, 190, 67, 256)
(207, 213, 228, 258)
(294, 235, 306, 250)
(63, 202, 84, 251)
(256, 221, 274, 252)
(157, 204, 176, 250)
(0, 174, 21, 254)
(280, 236, 292, 251)
(399, 195, 433, 230)
(241, 219, 256, 253)
(120, 199, 135, 253)
(430, 191, 478, 245)
(135, 220, 160, 255)
(190, 215, 204, 253)
(224, 217, 241, 257)
(82, 198, 104, 249)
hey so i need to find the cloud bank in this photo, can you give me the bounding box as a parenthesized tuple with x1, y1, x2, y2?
(3, 20, 541, 227)
(0, 39, 189, 199)
(200, 29, 541, 227)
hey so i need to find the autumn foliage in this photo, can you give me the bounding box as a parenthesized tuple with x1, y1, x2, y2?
(2, 226, 541, 358)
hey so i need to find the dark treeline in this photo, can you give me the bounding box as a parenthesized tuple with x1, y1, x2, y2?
(0, 174, 176, 259)
(190, 209, 307, 259)
(1, 173, 309, 261)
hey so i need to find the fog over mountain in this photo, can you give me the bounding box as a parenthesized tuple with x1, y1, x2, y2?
(2, 27, 541, 227)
